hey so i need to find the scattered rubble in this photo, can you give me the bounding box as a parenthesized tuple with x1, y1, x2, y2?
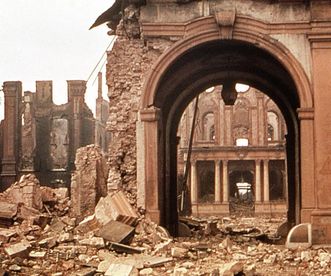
(1, 174, 331, 275)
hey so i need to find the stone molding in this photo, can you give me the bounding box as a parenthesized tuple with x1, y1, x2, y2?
(297, 107, 314, 120)
(140, 107, 160, 122)
(141, 16, 313, 110)
(214, 10, 236, 39)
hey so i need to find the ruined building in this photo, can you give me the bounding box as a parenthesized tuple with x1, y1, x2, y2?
(0, 78, 109, 190)
(96, 0, 331, 243)
(177, 86, 287, 217)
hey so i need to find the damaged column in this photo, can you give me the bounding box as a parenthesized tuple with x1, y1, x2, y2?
(1, 81, 22, 190)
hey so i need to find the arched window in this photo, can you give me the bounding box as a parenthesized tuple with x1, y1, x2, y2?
(203, 112, 215, 141)
(267, 111, 279, 141)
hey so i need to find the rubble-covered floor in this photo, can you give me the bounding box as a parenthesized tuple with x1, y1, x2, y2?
(0, 175, 331, 275)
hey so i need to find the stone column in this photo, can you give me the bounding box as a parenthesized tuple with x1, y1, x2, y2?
(298, 108, 315, 222)
(263, 159, 269, 202)
(67, 80, 86, 155)
(1, 81, 22, 188)
(191, 160, 198, 204)
(215, 160, 221, 203)
(140, 107, 160, 224)
(222, 160, 229, 202)
(255, 159, 261, 202)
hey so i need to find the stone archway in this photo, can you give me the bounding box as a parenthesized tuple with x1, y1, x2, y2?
(139, 16, 313, 235)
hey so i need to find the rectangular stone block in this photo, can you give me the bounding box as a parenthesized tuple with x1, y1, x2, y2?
(95, 191, 138, 227)
(97, 220, 135, 244)
(4, 241, 31, 258)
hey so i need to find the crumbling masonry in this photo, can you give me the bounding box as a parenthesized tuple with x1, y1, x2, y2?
(103, 0, 331, 243)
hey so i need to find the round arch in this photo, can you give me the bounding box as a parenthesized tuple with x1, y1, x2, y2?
(139, 16, 313, 235)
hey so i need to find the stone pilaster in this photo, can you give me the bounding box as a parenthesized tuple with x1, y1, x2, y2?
(1, 81, 22, 188)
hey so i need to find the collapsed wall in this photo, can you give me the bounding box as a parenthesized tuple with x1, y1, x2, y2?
(105, 4, 174, 195)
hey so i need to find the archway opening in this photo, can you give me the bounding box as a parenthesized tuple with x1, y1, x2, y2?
(149, 39, 301, 236)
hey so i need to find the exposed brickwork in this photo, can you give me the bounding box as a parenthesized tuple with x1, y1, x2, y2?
(70, 145, 108, 220)
(106, 29, 174, 192)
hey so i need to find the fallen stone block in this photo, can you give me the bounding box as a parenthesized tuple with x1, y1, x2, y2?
(97, 220, 135, 244)
(4, 241, 31, 258)
(79, 236, 105, 249)
(95, 190, 138, 226)
(143, 256, 173, 268)
(171, 247, 188, 258)
(29, 250, 47, 258)
(38, 236, 57, 248)
(105, 263, 137, 276)
(0, 202, 17, 226)
(0, 228, 17, 243)
(110, 242, 145, 254)
(218, 261, 244, 276)
(75, 214, 101, 234)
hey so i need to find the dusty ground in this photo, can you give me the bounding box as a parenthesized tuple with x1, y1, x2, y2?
(1, 214, 331, 275)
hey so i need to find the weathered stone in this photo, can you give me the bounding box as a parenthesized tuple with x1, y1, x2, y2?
(139, 268, 153, 275)
(144, 256, 173, 268)
(79, 236, 105, 249)
(75, 214, 101, 233)
(0, 228, 17, 242)
(71, 145, 108, 220)
(98, 259, 113, 273)
(4, 241, 31, 258)
(0, 201, 17, 226)
(95, 190, 138, 226)
(173, 267, 188, 276)
(97, 220, 135, 244)
(110, 242, 145, 254)
(171, 247, 188, 258)
(38, 236, 57, 248)
(218, 261, 244, 276)
(105, 263, 136, 276)
(29, 251, 47, 258)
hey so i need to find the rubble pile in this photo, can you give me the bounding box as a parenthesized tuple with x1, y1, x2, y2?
(1, 176, 331, 275)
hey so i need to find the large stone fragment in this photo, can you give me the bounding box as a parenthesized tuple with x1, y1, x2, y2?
(1, 174, 43, 210)
(218, 261, 244, 276)
(0, 228, 17, 243)
(71, 145, 108, 219)
(105, 264, 137, 276)
(0, 201, 17, 226)
(97, 220, 135, 244)
(95, 190, 138, 226)
(4, 241, 31, 258)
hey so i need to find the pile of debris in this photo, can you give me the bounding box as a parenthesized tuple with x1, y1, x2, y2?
(1, 173, 331, 275)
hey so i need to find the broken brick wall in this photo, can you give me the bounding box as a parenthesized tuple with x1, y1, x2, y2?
(106, 5, 174, 195)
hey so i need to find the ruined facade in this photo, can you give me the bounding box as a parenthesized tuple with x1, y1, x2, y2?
(177, 86, 287, 216)
(102, 0, 331, 243)
(0, 80, 109, 190)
